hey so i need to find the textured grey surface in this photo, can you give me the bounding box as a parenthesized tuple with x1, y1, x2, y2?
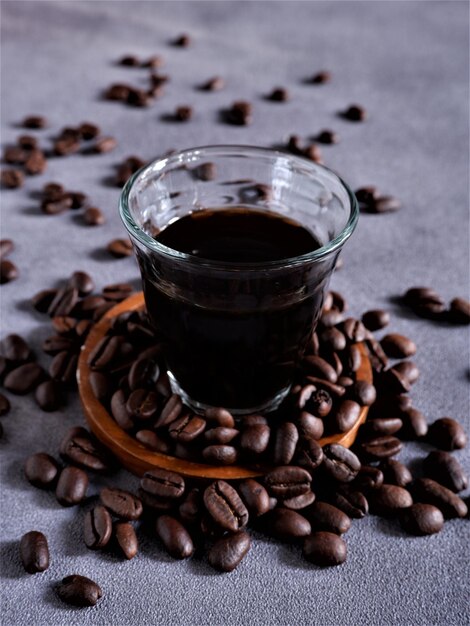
(1, 1, 469, 625)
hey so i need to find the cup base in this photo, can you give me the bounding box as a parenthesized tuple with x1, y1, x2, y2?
(167, 371, 291, 417)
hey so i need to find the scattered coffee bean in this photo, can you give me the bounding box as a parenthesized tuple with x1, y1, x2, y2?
(1, 169, 24, 188)
(100, 487, 143, 520)
(4, 362, 45, 394)
(400, 503, 444, 536)
(310, 71, 331, 84)
(204, 480, 248, 532)
(358, 435, 403, 460)
(48, 285, 79, 317)
(0, 333, 32, 362)
(427, 417, 467, 451)
(412, 478, 467, 519)
(362, 417, 403, 437)
(107, 238, 133, 258)
(114, 521, 138, 559)
(379, 459, 412, 487)
(399, 407, 428, 439)
(296, 411, 324, 440)
(315, 130, 339, 144)
(447, 297, 470, 324)
(155, 515, 194, 559)
(303, 532, 347, 566)
(352, 465, 384, 492)
(296, 437, 324, 472)
(238, 479, 270, 517)
(22, 115, 47, 129)
(207, 530, 251, 572)
(24, 150, 47, 175)
(93, 136, 117, 153)
(423, 451, 468, 493)
(172, 33, 191, 47)
(380, 334, 416, 359)
(20, 531, 49, 574)
(264, 466, 312, 499)
(267, 87, 289, 102)
(322, 444, 360, 482)
(60, 426, 111, 472)
(362, 309, 390, 331)
(224, 101, 252, 125)
(273, 422, 299, 465)
(202, 444, 238, 465)
(306, 502, 351, 535)
(83, 207, 105, 226)
(266, 508, 311, 540)
(174, 106, 193, 122)
(199, 76, 225, 91)
(302, 355, 338, 383)
(282, 490, 316, 510)
(329, 486, 369, 519)
(24, 452, 60, 489)
(0, 259, 19, 283)
(56, 574, 102, 607)
(83, 505, 112, 550)
(0, 392, 11, 416)
(342, 104, 367, 121)
(56, 466, 89, 506)
(35, 380, 63, 411)
(169, 413, 206, 442)
(369, 484, 413, 516)
(332, 399, 361, 433)
(141, 468, 185, 500)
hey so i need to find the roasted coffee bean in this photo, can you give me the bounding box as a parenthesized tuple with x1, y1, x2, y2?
(403, 286, 443, 308)
(0, 333, 32, 362)
(23, 115, 47, 129)
(369, 484, 413, 516)
(329, 486, 369, 519)
(24, 149, 47, 175)
(49, 351, 78, 385)
(88, 335, 122, 370)
(42, 335, 76, 355)
(107, 238, 133, 258)
(343, 344, 361, 373)
(306, 502, 351, 534)
(302, 387, 332, 417)
(41, 196, 73, 215)
(427, 417, 467, 451)
(310, 70, 331, 84)
(0, 258, 18, 283)
(20, 531, 49, 574)
(119, 54, 140, 66)
(60, 427, 111, 472)
(238, 479, 270, 517)
(361, 417, 403, 437)
(342, 104, 366, 121)
(267, 87, 289, 102)
(84, 505, 112, 550)
(169, 413, 206, 442)
(350, 381, 376, 406)
(357, 185, 379, 206)
(100, 487, 143, 520)
(273, 422, 299, 465)
(94, 136, 117, 153)
(305, 376, 346, 398)
(303, 143, 323, 163)
(4, 362, 45, 394)
(0, 239, 14, 258)
(1, 168, 24, 188)
(302, 355, 338, 383)
(54, 136, 80, 156)
(282, 490, 316, 510)
(379, 459, 412, 487)
(141, 468, 185, 500)
(264, 466, 312, 499)
(173, 33, 191, 46)
(332, 399, 361, 433)
(242, 414, 268, 427)
(202, 445, 238, 465)
(155, 515, 194, 559)
(225, 100, 252, 125)
(51, 315, 76, 335)
(208, 530, 251, 572)
(174, 105, 193, 121)
(204, 480, 248, 532)
(378, 368, 411, 396)
(105, 83, 131, 101)
(88, 372, 110, 403)
(128, 358, 159, 391)
(204, 426, 239, 445)
(47, 286, 79, 317)
(358, 436, 402, 460)
(110, 389, 133, 430)
(102, 282, 133, 301)
(200, 76, 225, 91)
(322, 444, 361, 482)
(32, 289, 57, 313)
(266, 508, 311, 540)
(56, 574, 102, 607)
(135, 429, 171, 452)
(296, 437, 324, 472)
(315, 129, 339, 144)
(447, 297, 470, 324)
(155, 394, 183, 428)
(82, 206, 105, 225)
(380, 333, 416, 359)
(112, 521, 138, 559)
(423, 451, 468, 493)
(0, 392, 10, 416)
(56, 466, 89, 506)
(35, 380, 63, 411)
(303, 532, 347, 566)
(320, 308, 344, 327)
(78, 122, 100, 140)
(365, 336, 388, 372)
(412, 478, 467, 519)
(68, 191, 88, 209)
(24, 452, 60, 489)
(399, 407, 428, 439)
(16, 135, 37, 150)
(391, 361, 420, 385)
(400, 503, 444, 536)
(361, 309, 390, 331)
(296, 411, 324, 440)
(368, 195, 402, 214)
(320, 327, 347, 352)
(352, 465, 384, 492)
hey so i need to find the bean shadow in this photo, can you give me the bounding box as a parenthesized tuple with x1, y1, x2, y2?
(21, 206, 41, 216)
(375, 516, 407, 538)
(89, 248, 114, 262)
(0, 540, 27, 579)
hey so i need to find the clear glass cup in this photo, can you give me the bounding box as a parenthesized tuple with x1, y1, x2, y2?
(119, 145, 359, 415)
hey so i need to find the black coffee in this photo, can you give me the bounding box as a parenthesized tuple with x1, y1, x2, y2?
(138, 208, 326, 410)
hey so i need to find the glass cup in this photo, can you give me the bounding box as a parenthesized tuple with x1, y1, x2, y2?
(119, 145, 359, 415)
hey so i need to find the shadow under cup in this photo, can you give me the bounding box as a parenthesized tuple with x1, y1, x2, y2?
(120, 146, 359, 415)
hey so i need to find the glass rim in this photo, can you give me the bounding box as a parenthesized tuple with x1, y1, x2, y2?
(119, 144, 359, 270)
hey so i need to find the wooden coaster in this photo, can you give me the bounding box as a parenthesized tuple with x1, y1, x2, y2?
(77, 292, 372, 479)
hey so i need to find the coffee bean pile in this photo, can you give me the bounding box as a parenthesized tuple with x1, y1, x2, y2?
(2, 270, 467, 607)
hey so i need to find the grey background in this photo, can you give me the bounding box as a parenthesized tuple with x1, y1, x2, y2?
(1, 1, 469, 625)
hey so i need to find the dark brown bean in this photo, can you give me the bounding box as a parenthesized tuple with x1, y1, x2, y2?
(32, 289, 57, 313)
(300, 386, 332, 417)
(322, 444, 361, 482)
(42, 334, 76, 355)
(302, 355, 338, 383)
(155, 515, 194, 559)
(342, 104, 366, 121)
(319, 327, 347, 352)
(155, 394, 183, 428)
(400, 503, 444, 536)
(295, 437, 324, 472)
(264, 466, 312, 499)
(282, 490, 316, 510)
(135, 430, 171, 453)
(0, 239, 14, 258)
(60, 427, 111, 472)
(141, 468, 185, 500)
(296, 411, 324, 440)
(238, 479, 270, 517)
(303, 532, 347, 566)
(56, 466, 89, 506)
(199, 76, 225, 91)
(380, 334, 416, 359)
(399, 407, 428, 439)
(100, 487, 143, 520)
(56, 574, 102, 607)
(1, 168, 24, 188)
(365, 335, 388, 372)
(352, 466, 384, 492)
(110, 389, 133, 430)
(332, 399, 361, 433)
(391, 361, 420, 385)
(24, 453, 60, 489)
(20, 531, 49, 573)
(94, 136, 117, 153)
(423, 451, 468, 492)
(126, 388, 159, 421)
(0, 334, 32, 362)
(202, 445, 238, 465)
(207, 530, 251, 572)
(412, 478, 467, 519)
(310, 70, 331, 84)
(272, 422, 299, 465)
(107, 238, 133, 258)
(0, 392, 11, 416)
(379, 459, 413, 487)
(203, 481, 248, 532)
(0, 259, 18, 283)
(24, 149, 47, 175)
(23, 115, 47, 129)
(48, 286, 79, 317)
(350, 381, 376, 406)
(329, 486, 369, 519)
(4, 362, 45, 394)
(168, 413, 206, 442)
(224, 100, 252, 125)
(137, 488, 173, 512)
(178, 488, 201, 524)
(361, 309, 390, 331)
(369, 484, 413, 516)
(305, 502, 351, 534)
(83, 505, 112, 550)
(83, 207, 105, 226)
(266, 508, 311, 540)
(427, 417, 467, 451)
(267, 87, 289, 102)
(361, 420, 403, 440)
(359, 436, 403, 460)
(448, 297, 470, 324)
(114, 521, 138, 559)
(35, 380, 63, 411)
(204, 426, 239, 445)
